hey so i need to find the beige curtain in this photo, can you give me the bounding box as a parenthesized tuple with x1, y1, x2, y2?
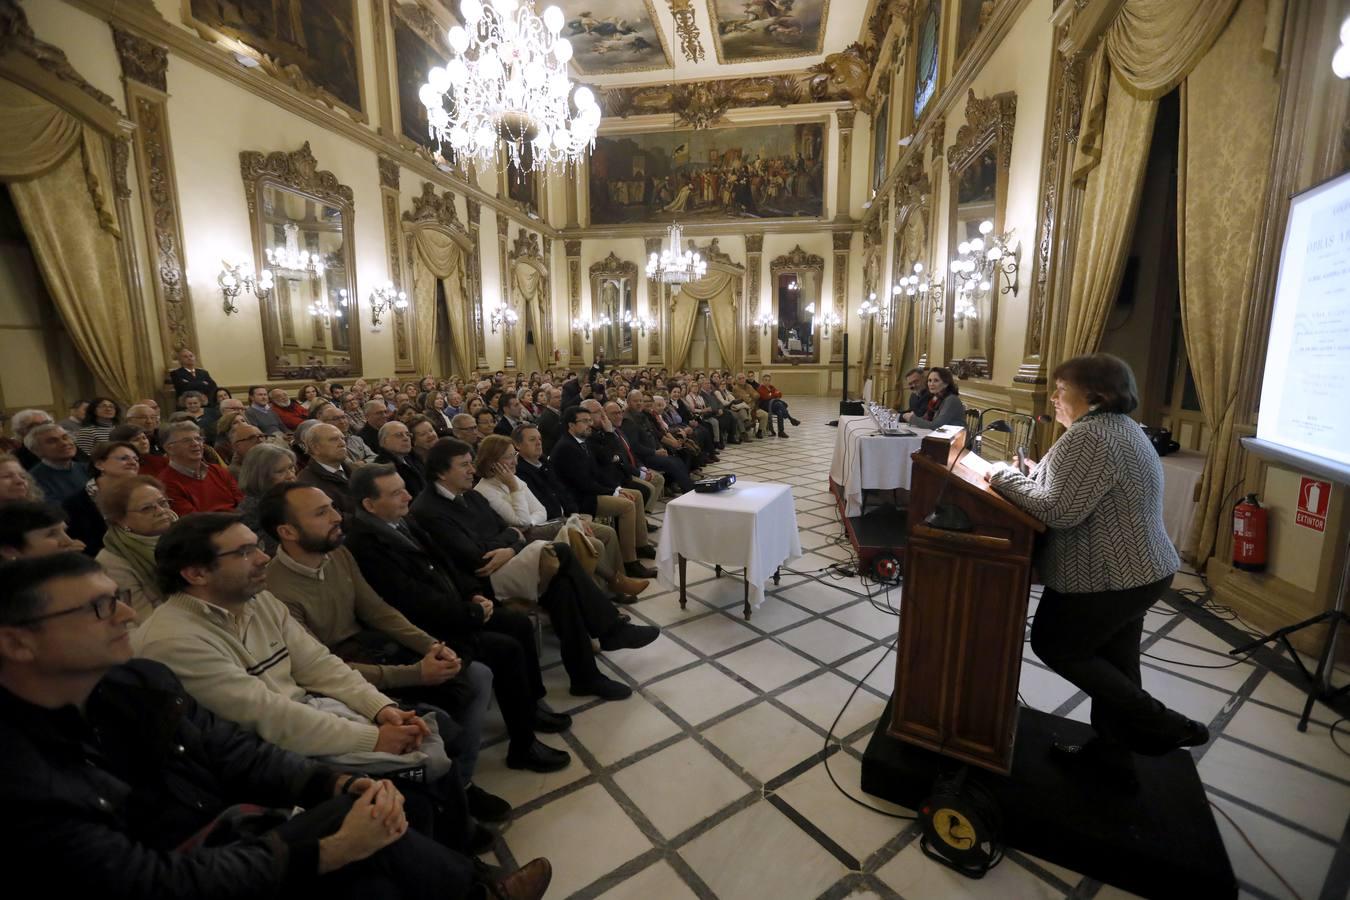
(0, 80, 147, 401)
(1105, 0, 1242, 99)
(409, 227, 471, 377)
(669, 270, 736, 370)
(1061, 47, 1158, 360)
(1179, 0, 1278, 560)
(512, 261, 549, 372)
(887, 212, 923, 403)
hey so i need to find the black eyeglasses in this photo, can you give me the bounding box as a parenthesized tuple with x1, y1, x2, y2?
(14, 589, 130, 626)
(215, 543, 267, 561)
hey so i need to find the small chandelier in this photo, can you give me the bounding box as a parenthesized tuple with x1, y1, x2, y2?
(217, 259, 272, 316)
(571, 316, 592, 341)
(949, 220, 1020, 296)
(419, 0, 601, 172)
(645, 222, 707, 294)
(858, 292, 889, 328)
(308, 289, 348, 326)
(754, 310, 777, 335)
(368, 282, 408, 332)
(267, 223, 326, 277)
(489, 300, 519, 332)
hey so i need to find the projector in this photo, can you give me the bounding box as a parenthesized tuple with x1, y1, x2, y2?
(692, 474, 736, 493)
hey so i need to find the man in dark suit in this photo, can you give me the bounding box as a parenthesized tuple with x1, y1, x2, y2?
(549, 407, 653, 579)
(585, 399, 663, 517)
(359, 400, 389, 451)
(344, 464, 572, 773)
(168, 348, 219, 405)
(621, 390, 694, 493)
(535, 387, 563, 453)
(297, 423, 357, 519)
(902, 367, 930, 417)
(493, 394, 527, 437)
(411, 438, 657, 702)
(374, 420, 426, 497)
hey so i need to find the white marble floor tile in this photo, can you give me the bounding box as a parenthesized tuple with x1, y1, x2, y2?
(599, 632, 701, 685)
(1018, 661, 1079, 713)
(569, 693, 683, 767)
(773, 751, 914, 861)
(471, 739, 589, 810)
(1198, 737, 1350, 840)
(629, 593, 719, 628)
(1223, 700, 1350, 783)
(836, 644, 899, 696)
(1247, 670, 1340, 725)
(742, 595, 816, 634)
(668, 611, 762, 656)
(775, 579, 859, 614)
(502, 782, 651, 897)
(1206, 791, 1337, 900)
(777, 618, 876, 665)
(1139, 663, 1234, 726)
(541, 661, 601, 714)
(1141, 637, 1258, 693)
(679, 799, 849, 900)
(875, 843, 1064, 900)
(644, 661, 759, 727)
(704, 700, 827, 783)
(596, 860, 700, 900)
(716, 638, 821, 692)
(777, 670, 887, 738)
(613, 737, 753, 839)
(827, 599, 902, 641)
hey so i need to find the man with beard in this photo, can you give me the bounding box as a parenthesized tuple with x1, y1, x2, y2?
(261, 483, 519, 822)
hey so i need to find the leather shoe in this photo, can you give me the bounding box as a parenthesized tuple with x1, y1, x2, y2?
(646, 522, 659, 532)
(506, 738, 571, 773)
(470, 822, 496, 855)
(609, 572, 650, 595)
(611, 592, 640, 605)
(600, 622, 660, 651)
(1048, 738, 1138, 789)
(636, 545, 656, 559)
(778, 432, 789, 438)
(533, 705, 571, 733)
(625, 560, 657, 578)
(488, 858, 553, 900)
(569, 675, 633, 700)
(789, 417, 801, 426)
(466, 784, 512, 823)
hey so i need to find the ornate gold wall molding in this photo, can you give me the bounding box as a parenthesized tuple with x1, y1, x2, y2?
(948, 89, 1018, 174)
(111, 25, 165, 91)
(745, 232, 763, 364)
(565, 240, 582, 360)
(835, 107, 856, 223)
(378, 157, 413, 371)
(0, 0, 122, 114)
(809, 43, 874, 111)
(378, 155, 400, 190)
(404, 181, 462, 230)
(769, 245, 826, 271)
(588, 251, 638, 280)
(667, 0, 704, 63)
(510, 229, 543, 262)
(601, 72, 836, 120)
(239, 142, 354, 214)
(643, 236, 663, 362)
(831, 232, 851, 362)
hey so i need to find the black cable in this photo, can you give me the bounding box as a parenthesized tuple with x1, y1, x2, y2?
(822, 634, 915, 820)
(1331, 717, 1350, 759)
(1140, 650, 1250, 670)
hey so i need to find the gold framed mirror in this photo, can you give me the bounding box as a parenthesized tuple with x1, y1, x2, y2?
(769, 245, 825, 364)
(944, 90, 1015, 379)
(589, 252, 638, 365)
(241, 142, 361, 380)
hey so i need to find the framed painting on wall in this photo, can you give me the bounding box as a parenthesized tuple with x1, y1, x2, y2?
(871, 90, 890, 197)
(588, 121, 826, 225)
(912, 0, 940, 123)
(707, 0, 830, 63)
(392, 3, 449, 154)
(554, 0, 673, 75)
(187, 0, 364, 118)
(956, 0, 996, 64)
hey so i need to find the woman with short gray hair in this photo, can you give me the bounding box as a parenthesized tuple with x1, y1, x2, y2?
(236, 443, 298, 543)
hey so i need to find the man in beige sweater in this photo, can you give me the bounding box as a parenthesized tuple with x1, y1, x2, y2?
(133, 511, 488, 855)
(260, 483, 520, 821)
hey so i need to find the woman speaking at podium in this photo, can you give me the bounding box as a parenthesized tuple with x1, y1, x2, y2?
(986, 353, 1208, 783)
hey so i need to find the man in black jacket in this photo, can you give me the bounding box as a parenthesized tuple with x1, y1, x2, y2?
(168, 347, 219, 405)
(0, 552, 551, 899)
(549, 407, 653, 579)
(620, 390, 694, 493)
(375, 420, 426, 497)
(411, 439, 657, 701)
(593, 399, 665, 512)
(297, 423, 357, 519)
(344, 465, 572, 773)
(535, 387, 562, 453)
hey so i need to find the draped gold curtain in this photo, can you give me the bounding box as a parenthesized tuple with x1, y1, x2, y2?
(668, 269, 737, 370)
(0, 80, 148, 401)
(511, 261, 550, 372)
(887, 211, 924, 403)
(409, 227, 471, 377)
(859, 317, 877, 390)
(1178, 0, 1278, 560)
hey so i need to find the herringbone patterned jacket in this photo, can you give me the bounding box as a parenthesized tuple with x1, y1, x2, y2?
(990, 411, 1179, 593)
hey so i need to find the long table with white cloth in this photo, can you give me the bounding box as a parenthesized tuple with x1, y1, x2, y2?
(829, 414, 926, 517)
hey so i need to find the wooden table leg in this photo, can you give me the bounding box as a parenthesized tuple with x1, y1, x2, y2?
(772, 566, 781, 585)
(743, 574, 751, 620)
(715, 564, 722, 578)
(678, 555, 687, 609)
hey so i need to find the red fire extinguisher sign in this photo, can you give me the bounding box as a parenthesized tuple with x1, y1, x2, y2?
(1295, 477, 1330, 533)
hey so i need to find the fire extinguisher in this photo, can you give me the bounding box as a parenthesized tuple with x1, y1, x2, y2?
(1232, 493, 1267, 573)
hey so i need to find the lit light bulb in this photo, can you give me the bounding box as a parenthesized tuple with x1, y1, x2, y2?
(1335, 44, 1350, 80)
(427, 66, 450, 92)
(448, 26, 470, 55)
(970, 237, 985, 252)
(543, 5, 564, 34)
(913, 262, 924, 274)
(462, 0, 483, 24)
(419, 84, 440, 108)
(979, 220, 994, 235)
(958, 241, 970, 255)
(553, 38, 573, 63)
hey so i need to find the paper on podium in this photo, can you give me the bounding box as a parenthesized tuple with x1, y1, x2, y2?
(959, 450, 994, 478)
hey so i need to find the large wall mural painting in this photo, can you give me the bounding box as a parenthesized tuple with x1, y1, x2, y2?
(554, 0, 673, 75)
(707, 0, 829, 64)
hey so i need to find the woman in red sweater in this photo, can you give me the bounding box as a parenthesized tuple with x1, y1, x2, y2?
(755, 372, 800, 438)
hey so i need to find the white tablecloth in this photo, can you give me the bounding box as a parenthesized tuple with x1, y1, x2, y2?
(829, 415, 925, 517)
(1160, 450, 1205, 555)
(655, 480, 801, 607)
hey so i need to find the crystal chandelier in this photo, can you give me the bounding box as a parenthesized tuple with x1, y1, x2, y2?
(308, 289, 348, 326)
(267, 223, 326, 277)
(645, 222, 707, 294)
(949, 220, 1020, 296)
(419, 0, 601, 172)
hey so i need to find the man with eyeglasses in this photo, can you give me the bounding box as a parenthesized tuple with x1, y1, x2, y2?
(0, 501, 86, 560)
(317, 402, 377, 466)
(158, 421, 244, 515)
(0, 551, 553, 899)
(226, 420, 267, 478)
(125, 403, 164, 454)
(449, 413, 480, 453)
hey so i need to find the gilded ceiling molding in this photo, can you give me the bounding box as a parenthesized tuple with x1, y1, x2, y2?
(894, 155, 930, 212)
(864, 0, 913, 50)
(600, 73, 814, 120)
(832, 231, 853, 251)
(808, 43, 873, 112)
(690, 238, 741, 269)
(948, 90, 1017, 174)
(377, 156, 401, 191)
(589, 251, 638, 279)
(111, 26, 167, 92)
(510, 229, 543, 262)
(0, 0, 121, 112)
(405, 181, 459, 227)
(769, 245, 825, 271)
(667, 0, 705, 63)
(240, 142, 354, 216)
(745, 233, 764, 253)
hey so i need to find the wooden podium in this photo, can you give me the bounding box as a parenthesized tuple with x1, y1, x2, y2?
(888, 428, 1045, 774)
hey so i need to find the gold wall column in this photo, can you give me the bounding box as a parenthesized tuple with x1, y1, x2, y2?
(834, 108, 856, 223)
(496, 213, 514, 369)
(112, 26, 194, 361)
(831, 230, 851, 363)
(466, 198, 488, 369)
(744, 233, 763, 365)
(565, 239, 582, 362)
(377, 155, 415, 373)
(643, 236, 664, 364)
(565, 160, 579, 228)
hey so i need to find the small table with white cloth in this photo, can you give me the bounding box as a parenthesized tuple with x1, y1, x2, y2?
(1160, 449, 1206, 556)
(655, 480, 802, 620)
(829, 414, 926, 517)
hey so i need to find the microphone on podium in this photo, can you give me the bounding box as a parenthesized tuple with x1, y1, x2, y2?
(924, 420, 1013, 533)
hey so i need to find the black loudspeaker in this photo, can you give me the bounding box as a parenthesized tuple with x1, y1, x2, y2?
(918, 769, 1005, 879)
(839, 400, 865, 416)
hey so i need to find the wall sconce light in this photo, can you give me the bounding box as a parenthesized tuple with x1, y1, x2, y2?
(217, 259, 272, 316)
(368, 282, 408, 333)
(949, 220, 1021, 297)
(634, 314, 658, 337)
(753, 310, 777, 335)
(894, 262, 928, 299)
(819, 310, 841, 340)
(1334, 16, 1350, 78)
(489, 300, 519, 333)
(571, 316, 592, 341)
(858, 292, 889, 328)
(307, 288, 348, 326)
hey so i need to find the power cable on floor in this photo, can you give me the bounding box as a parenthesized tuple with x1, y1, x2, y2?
(1207, 800, 1303, 900)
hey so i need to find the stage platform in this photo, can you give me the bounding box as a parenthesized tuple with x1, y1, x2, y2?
(861, 700, 1236, 899)
(828, 478, 908, 577)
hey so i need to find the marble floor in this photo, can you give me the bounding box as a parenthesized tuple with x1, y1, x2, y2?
(473, 396, 1350, 900)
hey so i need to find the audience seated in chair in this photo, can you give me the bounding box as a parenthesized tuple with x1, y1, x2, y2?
(236, 443, 298, 543)
(62, 440, 142, 556)
(317, 400, 377, 465)
(95, 475, 176, 622)
(24, 423, 90, 504)
(158, 421, 243, 515)
(375, 420, 427, 498)
(0, 500, 85, 560)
